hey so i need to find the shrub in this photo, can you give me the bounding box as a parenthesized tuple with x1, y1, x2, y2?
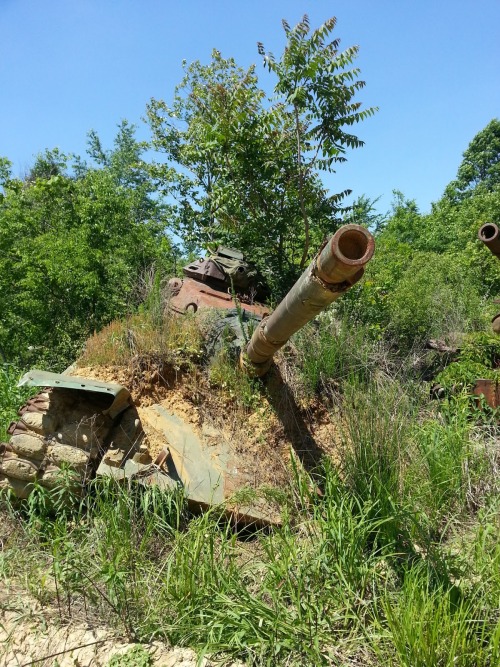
(0, 364, 34, 441)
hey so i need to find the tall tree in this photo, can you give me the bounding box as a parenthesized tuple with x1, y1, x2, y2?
(444, 119, 500, 203)
(147, 15, 375, 293)
(258, 15, 376, 267)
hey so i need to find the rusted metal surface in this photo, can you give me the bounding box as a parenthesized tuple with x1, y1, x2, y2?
(168, 276, 269, 318)
(168, 245, 267, 318)
(473, 378, 500, 408)
(243, 224, 375, 376)
(478, 222, 500, 258)
(478, 223, 500, 336)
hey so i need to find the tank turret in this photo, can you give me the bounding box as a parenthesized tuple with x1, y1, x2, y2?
(167, 246, 269, 318)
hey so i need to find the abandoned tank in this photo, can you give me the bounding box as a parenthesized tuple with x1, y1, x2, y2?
(0, 224, 375, 523)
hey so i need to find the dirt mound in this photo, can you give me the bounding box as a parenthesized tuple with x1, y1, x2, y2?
(72, 360, 342, 498)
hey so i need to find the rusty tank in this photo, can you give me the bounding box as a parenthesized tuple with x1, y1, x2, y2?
(0, 225, 375, 523)
(167, 246, 269, 319)
(243, 224, 374, 375)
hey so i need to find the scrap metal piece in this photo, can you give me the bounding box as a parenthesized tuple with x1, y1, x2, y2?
(168, 277, 269, 318)
(18, 370, 132, 419)
(473, 378, 500, 408)
(141, 405, 226, 506)
(139, 405, 279, 525)
(478, 222, 500, 258)
(479, 223, 500, 335)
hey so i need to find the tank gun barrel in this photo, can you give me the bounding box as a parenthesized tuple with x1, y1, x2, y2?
(478, 223, 500, 258)
(478, 222, 500, 334)
(243, 224, 375, 376)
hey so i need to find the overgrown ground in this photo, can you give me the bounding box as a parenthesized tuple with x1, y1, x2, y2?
(1, 308, 499, 666)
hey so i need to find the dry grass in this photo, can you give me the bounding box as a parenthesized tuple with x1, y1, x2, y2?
(78, 311, 204, 368)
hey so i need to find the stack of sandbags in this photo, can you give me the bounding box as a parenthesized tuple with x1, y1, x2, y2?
(0, 389, 113, 498)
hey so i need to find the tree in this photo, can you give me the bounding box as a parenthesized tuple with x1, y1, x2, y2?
(345, 194, 387, 233)
(444, 119, 500, 203)
(147, 15, 375, 294)
(258, 15, 377, 267)
(381, 190, 422, 245)
(0, 128, 175, 369)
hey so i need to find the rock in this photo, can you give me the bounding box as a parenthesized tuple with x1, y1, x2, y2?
(102, 447, 126, 468)
(0, 456, 39, 481)
(109, 407, 145, 451)
(0, 473, 34, 498)
(56, 421, 107, 450)
(39, 466, 78, 488)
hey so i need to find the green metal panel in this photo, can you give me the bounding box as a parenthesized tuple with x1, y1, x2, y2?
(18, 370, 132, 418)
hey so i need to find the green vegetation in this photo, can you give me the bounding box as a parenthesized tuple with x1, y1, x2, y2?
(0, 123, 176, 370)
(1, 348, 499, 665)
(0, 364, 35, 441)
(147, 15, 375, 294)
(1, 12, 500, 667)
(108, 646, 153, 667)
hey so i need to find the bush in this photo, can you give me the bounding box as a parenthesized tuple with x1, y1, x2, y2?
(0, 364, 34, 441)
(385, 253, 484, 350)
(435, 331, 500, 392)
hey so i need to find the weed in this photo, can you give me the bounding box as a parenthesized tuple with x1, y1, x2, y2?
(434, 330, 500, 393)
(108, 645, 152, 667)
(378, 565, 499, 667)
(2, 312, 500, 666)
(0, 364, 35, 441)
(208, 346, 261, 409)
(79, 310, 203, 369)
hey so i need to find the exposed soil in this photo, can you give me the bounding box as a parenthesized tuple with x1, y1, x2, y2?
(0, 586, 242, 667)
(1, 357, 343, 665)
(73, 359, 343, 499)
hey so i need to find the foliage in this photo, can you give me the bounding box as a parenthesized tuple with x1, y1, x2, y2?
(444, 118, 500, 203)
(0, 364, 35, 441)
(108, 645, 152, 667)
(2, 398, 498, 666)
(293, 315, 385, 396)
(345, 193, 387, 232)
(0, 124, 175, 369)
(147, 15, 375, 294)
(208, 346, 261, 409)
(258, 15, 377, 268)
(380, 565, 498, 667)
(2, 30, 500, 667)
(344, 245, 485, 350)
(435, 331, 500, 392)
(338, 119, 500, 348)
(79, 308, 203, 369)
(435, 361, 496, 393)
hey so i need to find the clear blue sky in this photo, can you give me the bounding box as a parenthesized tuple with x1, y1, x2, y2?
(1, 0, 499, 215)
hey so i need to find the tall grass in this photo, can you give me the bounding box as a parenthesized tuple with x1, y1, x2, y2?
(0, 363, 34, 441)
(379, 564, 500, 667)
(293, 316, 383, 396)
(2, 448, 499, 666)
(2, 315, 500, 665)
